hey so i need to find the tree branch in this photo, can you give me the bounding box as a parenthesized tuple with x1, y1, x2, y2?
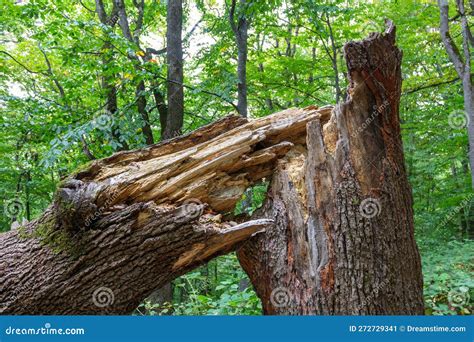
(228, 0, 238, 34)
(403, 77, 461, 94)
(38, 45, 66, 99)
(113, 0, 135, 44)
(0, 51, 48, 76)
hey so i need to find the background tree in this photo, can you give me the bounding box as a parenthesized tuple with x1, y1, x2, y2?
(229, 0, 249, 117)
(163, 0, 184, 139)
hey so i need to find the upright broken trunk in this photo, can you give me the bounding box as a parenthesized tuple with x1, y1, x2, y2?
(238, 21, 424, 315)
(0, 106, 332, 314)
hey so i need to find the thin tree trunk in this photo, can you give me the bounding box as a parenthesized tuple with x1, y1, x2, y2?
(463, 74, 474, 187)
(238, 21, 424, 315)
(95, 0, 129, 151)
(104, 67, 129, 151)
(325, 13, 342, 103)
(163, 0, 184, 140)
(113, 0, 155, 145)
(236, 27, 248, 117)
(151, 81, 168, 137)
(154, 0, 185, 306)
(136, 80, 154, 145)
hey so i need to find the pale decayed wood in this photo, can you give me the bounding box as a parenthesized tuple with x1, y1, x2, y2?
(55, 105, 333, 231)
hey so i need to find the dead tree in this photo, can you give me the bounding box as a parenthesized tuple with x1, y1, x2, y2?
(0, 23, 423, 315)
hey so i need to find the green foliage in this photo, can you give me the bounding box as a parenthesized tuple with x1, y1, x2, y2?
(420, 239, 473, 315)
(235, 182, 269, 216)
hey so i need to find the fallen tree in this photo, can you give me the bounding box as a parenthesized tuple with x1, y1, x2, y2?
(0, 22, 423, 315)
(238, 21, 424, 315)
(0, 105, 332, 314)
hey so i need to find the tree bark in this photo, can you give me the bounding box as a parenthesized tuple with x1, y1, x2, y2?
(163, 0, 184, 140)
(0, 205, 271, 314)
(238, 21, 424, 315)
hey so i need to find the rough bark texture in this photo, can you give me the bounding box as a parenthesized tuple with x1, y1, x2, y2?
(238, 21, 424, 315)
(164, 0, 184, 139)
(0, 205, 271, 314)
(0, 104, 331, 315)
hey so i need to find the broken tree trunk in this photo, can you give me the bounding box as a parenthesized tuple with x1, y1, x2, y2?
(0, 105, 332, 314)
(237, 21, 424, 315)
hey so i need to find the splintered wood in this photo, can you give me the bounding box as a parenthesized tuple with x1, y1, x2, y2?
(67, 105, 334, 215)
